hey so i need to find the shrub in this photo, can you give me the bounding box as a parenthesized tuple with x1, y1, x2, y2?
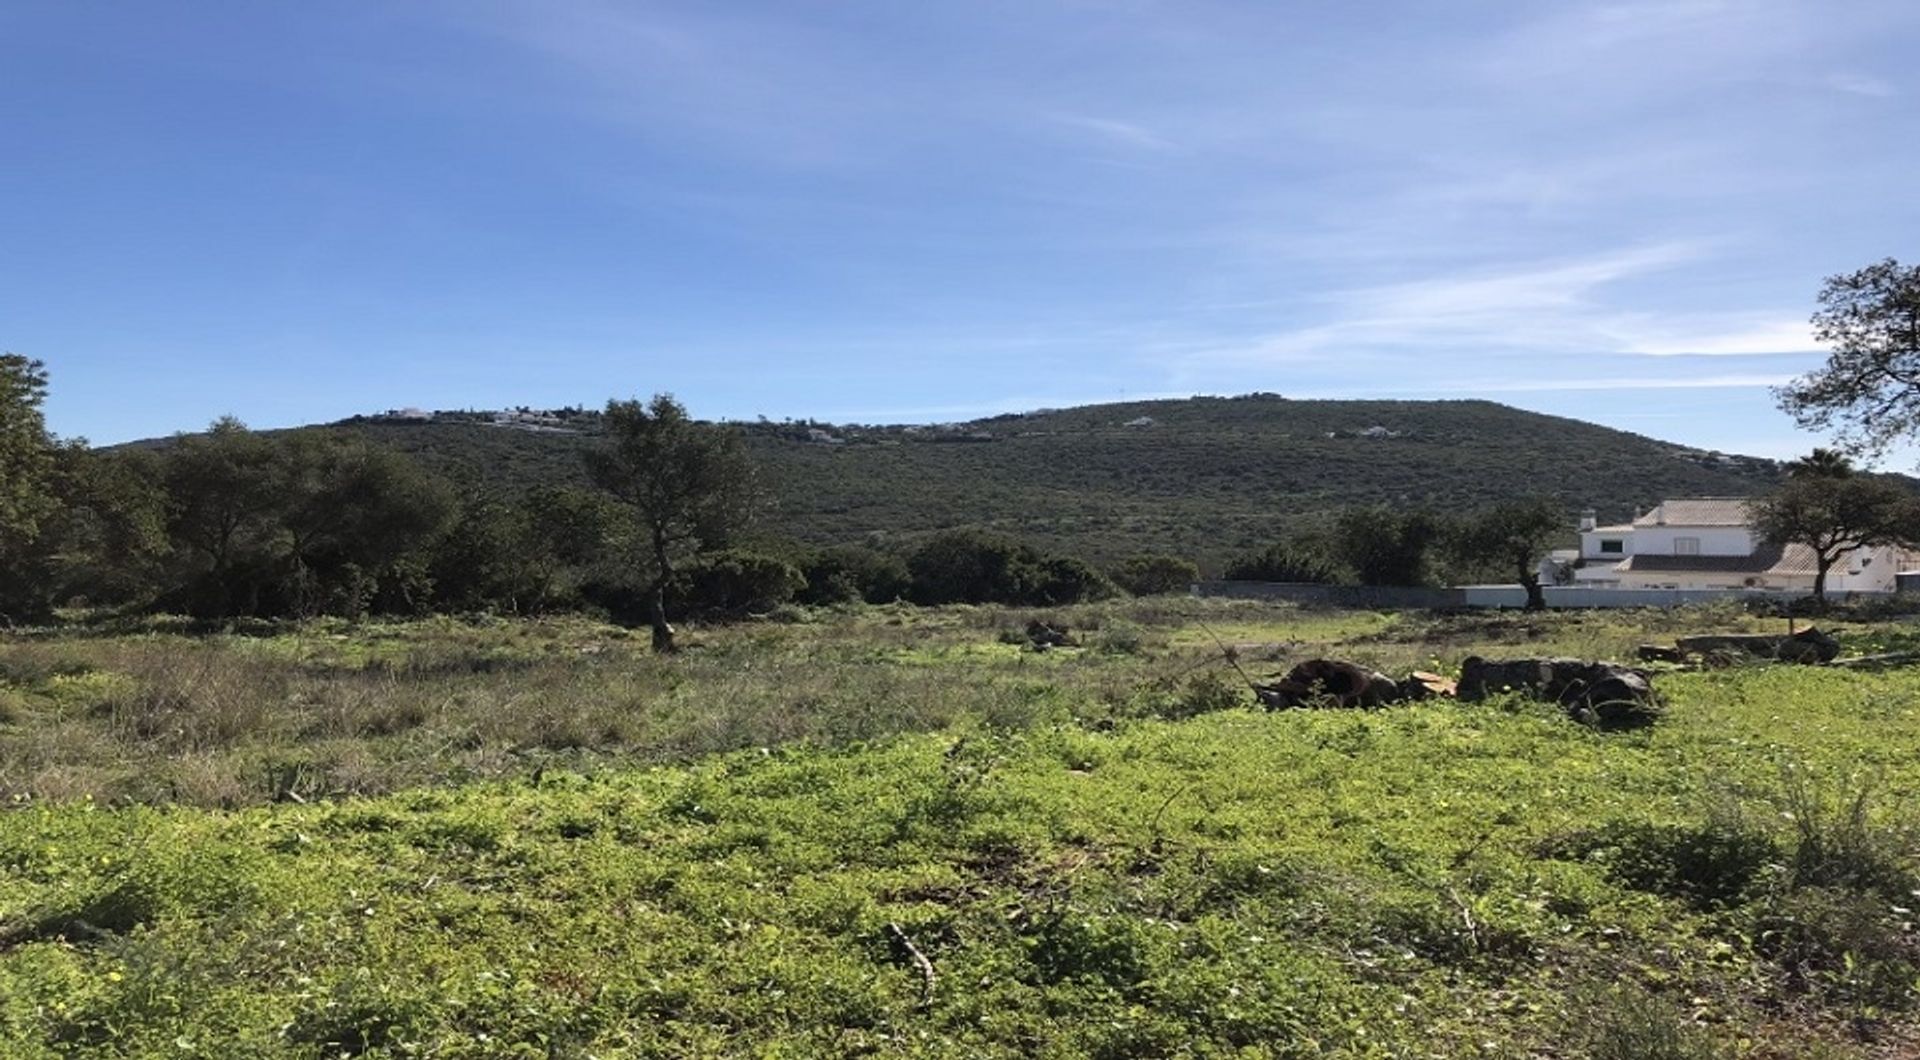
(1165, 671, 1246, 720)
(1091, 621, 1145, 655)
(1031, 556, 1119, 605)
(1333, 507, 1445, 587)
(1110, 554, 1198, 596)
(1574, 985, 1723, 1060)
(1221, 542, 1338, 584)
(1776, 766, 1918, 900)
(672, 550, 806, 618)
(795, 545, 910, 605)
(1752, 886, 1920, 1012)
(905, 530, 1113, 606)
(907, 529, 1040, 606)
(1574, 814, 1780, 910)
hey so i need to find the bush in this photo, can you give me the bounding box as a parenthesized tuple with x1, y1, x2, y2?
(1165, 671, 1246, 719)
(1776, 766, 1918, 900)
(1752, 887, 1920, 1012)
(795, 545, 910, 605)
(1031, 556, 1119, 605)
(672, 550, 807, 618)
(1573, 815, 1780, 909)
(906, 530, 1114, 606)
(1110, 554, 1198, 596)
(907, 529, 1038, 606)
(1333, 507, 1444, 587)
(1574, 985, 1723, 1060)
(1221, 542, 1338, 583)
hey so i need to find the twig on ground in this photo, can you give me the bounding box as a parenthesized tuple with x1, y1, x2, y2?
(886, 922, 937, 1009)
(1195, 620, 1261, 693)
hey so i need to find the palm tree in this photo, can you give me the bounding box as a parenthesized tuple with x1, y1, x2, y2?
(1784, 447, 1855, 480)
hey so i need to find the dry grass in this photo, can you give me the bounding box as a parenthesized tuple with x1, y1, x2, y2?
(0, 599, 1887, 808)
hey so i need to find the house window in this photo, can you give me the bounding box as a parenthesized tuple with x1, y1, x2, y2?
(1675, 537, 1701, 555)
(1599, 539, 1624, 554)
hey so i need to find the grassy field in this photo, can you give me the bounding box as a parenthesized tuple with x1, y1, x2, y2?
(2, 601, 1918, 1056)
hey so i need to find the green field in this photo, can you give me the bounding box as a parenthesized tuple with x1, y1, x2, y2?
(2, 602, 1917, 1056)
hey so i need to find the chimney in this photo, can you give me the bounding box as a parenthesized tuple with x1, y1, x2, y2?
(1579, 509, 1596, 533)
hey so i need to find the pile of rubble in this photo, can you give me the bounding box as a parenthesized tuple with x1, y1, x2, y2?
(1637, 627, 1840, 666)
(1254, 656, 1661, 730)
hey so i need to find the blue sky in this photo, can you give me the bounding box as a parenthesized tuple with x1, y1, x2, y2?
(4, 2, 1917, 463)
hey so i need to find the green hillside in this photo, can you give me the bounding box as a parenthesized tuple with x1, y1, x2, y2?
(314, 396, 1783, 569)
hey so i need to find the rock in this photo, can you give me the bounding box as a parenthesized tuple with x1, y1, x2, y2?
(1458, 656, 1661, 730)
(1636, 644, 1686, 663)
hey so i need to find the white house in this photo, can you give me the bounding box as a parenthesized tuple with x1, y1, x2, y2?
(1557, 497, 1909, 593)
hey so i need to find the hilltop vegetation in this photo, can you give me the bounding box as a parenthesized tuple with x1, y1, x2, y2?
(326, 395, 1786, 568)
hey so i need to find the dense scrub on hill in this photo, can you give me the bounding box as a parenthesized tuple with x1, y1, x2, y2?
(70, 395, 1805, 622)
(321, 396, 1785, 568)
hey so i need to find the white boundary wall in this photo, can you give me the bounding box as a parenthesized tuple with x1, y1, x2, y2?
(1197, 581, 1900, 610)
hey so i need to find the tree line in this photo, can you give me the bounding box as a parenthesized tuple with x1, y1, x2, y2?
(4, 256, 1917, 631)
(0, 356, 1579, 630)
(0, 363, 1205, 638)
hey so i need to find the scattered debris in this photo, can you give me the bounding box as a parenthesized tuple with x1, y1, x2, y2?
(1241, 644, 1661, 729)
(1255, 659, 1400, 709)
(1458, 656, 1660, 730)
(1025, 620, 1077, 651)
(1829, 650, 1920, 671)
(1670, 628, 1840, 665)
(1404, 670, 1458, 699)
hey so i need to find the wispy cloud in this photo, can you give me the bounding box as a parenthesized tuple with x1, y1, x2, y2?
(1610, 318, 1819, 355)
(1180, 244, 1713, 364)
(441, 1, 911, 169)
(1048, 113, 1177, 152)
(1824, 72, 1896, 97)
(1436, 372, 1798, 395)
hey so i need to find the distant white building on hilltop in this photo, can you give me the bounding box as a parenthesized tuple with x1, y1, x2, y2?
(1550, 497, 1909, 593)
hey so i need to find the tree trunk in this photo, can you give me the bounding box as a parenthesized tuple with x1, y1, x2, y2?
(1811, 555, 1833, 609)
(647, 576, 676, 653)
(648, 529, 677, 653)
(1520, 572, 1546, 611)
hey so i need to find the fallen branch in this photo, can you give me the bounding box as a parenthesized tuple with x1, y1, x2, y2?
(1195, 620, 1261, 694)
(885, 922, 937, 1009)
(1445, 887, 1481, 954)
(1829, 650, 1920, 670)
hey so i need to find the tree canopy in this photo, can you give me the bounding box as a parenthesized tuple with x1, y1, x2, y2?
(585, 395, 760, 651)
(1749, 459, 1920, 602)
(1777, 258, 1920, 458)
(1447, 498, 1565, 610)
(0, 355, 59, 622)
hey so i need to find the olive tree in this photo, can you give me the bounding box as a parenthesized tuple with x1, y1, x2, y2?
(585, 395, 758, 652)
(1749, 456, 1920, 603)
(1776, 258, 1920, 458)
(1447, 498, 1565, 611)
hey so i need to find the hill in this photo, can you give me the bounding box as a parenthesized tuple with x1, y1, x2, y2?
(305, 396, 1785, 569)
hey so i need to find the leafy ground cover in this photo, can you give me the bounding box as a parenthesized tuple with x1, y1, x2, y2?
(1, 601, 1917, 1055)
